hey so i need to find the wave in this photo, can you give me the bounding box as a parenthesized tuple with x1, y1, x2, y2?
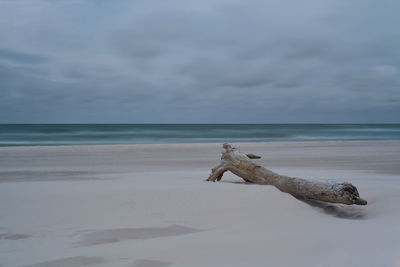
(0, 124, 399, 146)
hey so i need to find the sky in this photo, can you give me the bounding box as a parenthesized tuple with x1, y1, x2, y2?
(0, 0, 399, 123)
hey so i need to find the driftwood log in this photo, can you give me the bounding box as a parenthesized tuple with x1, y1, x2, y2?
(206, 143, 367, 205)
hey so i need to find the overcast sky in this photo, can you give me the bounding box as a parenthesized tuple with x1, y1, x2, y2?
(0, 0, 399, 123)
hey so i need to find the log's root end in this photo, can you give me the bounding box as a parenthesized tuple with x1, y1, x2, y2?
(354, 198, 367, 205)
(341, 183, 367, 205)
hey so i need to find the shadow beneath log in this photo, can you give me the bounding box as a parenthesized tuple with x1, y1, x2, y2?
(219, 180, 366, 219)
(220, 180, 255, 185)
(296, 198, 366, 220)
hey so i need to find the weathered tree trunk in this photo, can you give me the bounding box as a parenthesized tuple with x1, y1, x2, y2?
(206, 143, 367, 205)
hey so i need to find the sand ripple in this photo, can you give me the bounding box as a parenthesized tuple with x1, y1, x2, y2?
(77, 224, 201, 246)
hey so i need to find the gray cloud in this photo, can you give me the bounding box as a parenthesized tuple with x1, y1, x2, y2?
(0, 0, 399, 123)
(0, 48, 47, 64)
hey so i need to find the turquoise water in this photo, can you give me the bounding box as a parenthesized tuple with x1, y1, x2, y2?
(0, 124, 400, 146)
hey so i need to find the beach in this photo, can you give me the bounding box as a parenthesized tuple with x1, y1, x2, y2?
(0, 141, 399, 267)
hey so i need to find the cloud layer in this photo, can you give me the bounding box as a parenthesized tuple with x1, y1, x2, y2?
(1, 0, 399, 123)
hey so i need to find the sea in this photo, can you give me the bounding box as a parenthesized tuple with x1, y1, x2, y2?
(0, 124, 399, 146)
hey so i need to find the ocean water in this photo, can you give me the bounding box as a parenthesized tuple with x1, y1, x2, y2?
(0, 124, 399, 146)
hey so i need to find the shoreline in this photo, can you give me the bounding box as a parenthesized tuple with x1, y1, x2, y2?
(2, 124, 400, 148)
(1, 139, 400, 149)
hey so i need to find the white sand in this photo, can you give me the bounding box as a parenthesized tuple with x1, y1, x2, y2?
(0, 141, 399, 267)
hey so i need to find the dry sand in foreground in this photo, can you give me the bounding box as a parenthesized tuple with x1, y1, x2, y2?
(0, 141, 399, 267)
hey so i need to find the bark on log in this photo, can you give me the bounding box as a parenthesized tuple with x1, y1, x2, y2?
(206, 143, 367, 205)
